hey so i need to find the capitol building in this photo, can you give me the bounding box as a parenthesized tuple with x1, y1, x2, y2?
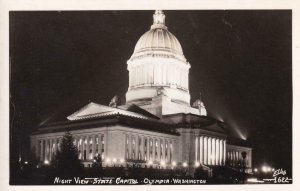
(30, 10, 252, 174)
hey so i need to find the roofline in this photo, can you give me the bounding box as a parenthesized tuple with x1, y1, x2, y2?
(32, 114, 179, 136)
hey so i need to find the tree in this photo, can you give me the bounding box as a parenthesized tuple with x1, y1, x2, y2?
(92, 154, 102, 168)
(90, 154, 103, 176)
(52, 131, 82, 178)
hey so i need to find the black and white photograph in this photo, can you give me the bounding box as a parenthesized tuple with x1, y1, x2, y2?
(2, 1, 298, 189)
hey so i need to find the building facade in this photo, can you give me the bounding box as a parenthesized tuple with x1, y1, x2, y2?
(30, 10, 252, 173)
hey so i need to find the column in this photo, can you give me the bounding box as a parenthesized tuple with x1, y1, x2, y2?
(162, 139, 165, 161)
(212, 138, 216, 165)
(56, 138, 59, 153)
(80, 136, 84, 160)
(152, 139, 155, 161)
(248, 151, 252, 168)
(223, 140, 226, 165)
(135, 135, 139, 160)
(98, 135, 101, 157)
(140, 136, 144, 160)
(158, 139, 162, 161)
(203, 137, 207, 165)
(195, 137, 198, 163)
(170, 140, 174, 162)
(52, 138, 56, 156)
(103, 133, 107, 159)
(92, 135, 96, 159)
(88, 135, 92, 159)
(44, 139, 48, 162)
(167, 140, 170, 163)
(207, 137, 211, 165)
(199, 136, 203, 164)
(40, 140, 44, 162)
(49, 139, 53, 161)
(147, 137, 150, 161)
(219, 140, 223, 166)
(216, 139, 219, 165)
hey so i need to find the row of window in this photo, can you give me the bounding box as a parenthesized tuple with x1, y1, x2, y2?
(125, 134, 173, 163)
(38, 134, 106, 162)
(74, 135, 105, 160)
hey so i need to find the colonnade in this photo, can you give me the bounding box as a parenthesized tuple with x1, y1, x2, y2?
(128, 63, 189, 90)
(126, 134, 174, 164)
(227, 150, 250, 167)
(195, 136, 226, 166)
(37, 134, 106, 163)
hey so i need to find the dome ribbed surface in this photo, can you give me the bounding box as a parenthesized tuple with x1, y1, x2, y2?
(134, 28, 183, 54)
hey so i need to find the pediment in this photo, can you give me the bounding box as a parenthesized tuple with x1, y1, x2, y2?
(67, 102, 156, 121)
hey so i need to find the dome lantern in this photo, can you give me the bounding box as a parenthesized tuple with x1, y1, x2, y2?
(151, 10, 167, 30)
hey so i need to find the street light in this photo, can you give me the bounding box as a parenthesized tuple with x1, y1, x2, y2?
(183, 162, 188, 167)
(172, 161, 177, 167)
(261, 165, 273, 173)
(148, 160, 153, 165)
(106, 158, 111, 163)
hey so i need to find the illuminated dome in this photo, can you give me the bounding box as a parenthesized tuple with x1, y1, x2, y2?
(126, 10, 191, 107)
(130, 10, 186, 62)
(134, 26, 183, 54)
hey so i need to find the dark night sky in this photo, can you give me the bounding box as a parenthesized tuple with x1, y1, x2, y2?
(9, 10, 292, 172)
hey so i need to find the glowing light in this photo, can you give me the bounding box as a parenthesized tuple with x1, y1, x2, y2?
(160, 160, 166, 167)
(254, 168, 258, 172)
(106, 158, 111, 163)
(195, 162, 200, 167)
(183, 162, 188, 167)
(261, 165, 272, 173)
(93, 159, 96, 162)
(120, 158, 125, 163)
(272, 168, 275, 172)
(172, 161, 177, 167)
(247, 178, 264, 183)
(148, 160, 153, 165)
(112, 158, 117, 163)
(24, 161, 28, 164)
(44, 160, 49, 165)
(229, 120, 247, 140)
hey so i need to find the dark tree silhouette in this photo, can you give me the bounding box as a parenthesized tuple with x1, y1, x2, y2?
(92, 154, 102, 168)
(52, 131, 82, 178)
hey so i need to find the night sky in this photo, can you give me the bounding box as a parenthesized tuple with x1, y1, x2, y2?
(9, 10, 292, 173)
